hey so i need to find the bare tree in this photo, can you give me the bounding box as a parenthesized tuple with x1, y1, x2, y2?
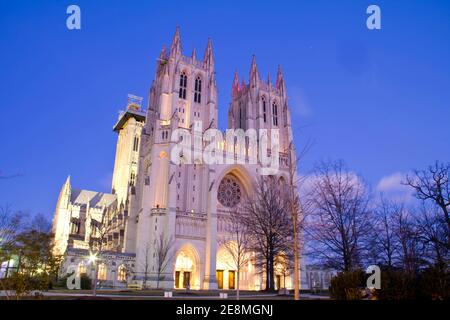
(0, 205, 22, 265)
(372, 194, 448, 273)
(88, 207, 116, 296)
(24, 213, 52, 234)
(154, 232, 174, 289)
(305, 160, 373, 272)
(405, 161, 450, 243)
(0, 170, 22, 180)
(241, 177, 293, 291)
(220, 206, 251, 300)
(414, 203, 449, 266)
(285, 141, 310, 300)
(140, 242, 151, 290)
(391, 207, 423, 275)
(371, 196, 401, 268)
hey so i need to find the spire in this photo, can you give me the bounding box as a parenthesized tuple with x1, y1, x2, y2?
(56, 175, 71, 210)
(232, 71, 240, 96)
(63, 175, 71, 194)
(204, 38, 214, 71)
(192, 47, 197, 62)
(159, 45, 167, 60)
(65, 175, 71, 186)
(267, 72, 272, 86)
(249, 55, 259, 87)
(276, 64, 286, 94)
(157, 45, 169, 78)
(233, 71, 239, 87)
(170, 26, 182, 58)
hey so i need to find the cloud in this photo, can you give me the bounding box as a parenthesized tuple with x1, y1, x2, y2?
(376, 172, 414, 203)
(288, 86, 312, 118)
(298, 171, 364, 197)
(299, 171, 415, 204)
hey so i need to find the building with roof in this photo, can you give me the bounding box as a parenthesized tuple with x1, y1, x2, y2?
(52, 27, 312, 291)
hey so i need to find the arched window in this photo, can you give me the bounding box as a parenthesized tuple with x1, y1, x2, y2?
(133, 135, 139, 152)
(117, 265, 127, 282)
(130, 172, 136, 187)
(179, 72, 187, 100)
(272, 102, 278, 126)
(217, 175, 242, 208)
(194, 76, 202, 103)
(262, 97, 267, 123)
(78, 261, 87, 275)
(98, 263, 107, 281)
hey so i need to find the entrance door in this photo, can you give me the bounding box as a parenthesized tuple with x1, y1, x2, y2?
(228, 271, 236, 290)
(175, 271, 180, 289)
(216, 270, 224, 289)
(183, 272, 191, 288)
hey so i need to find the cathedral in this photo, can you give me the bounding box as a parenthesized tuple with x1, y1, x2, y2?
(51, 28, 332, 291)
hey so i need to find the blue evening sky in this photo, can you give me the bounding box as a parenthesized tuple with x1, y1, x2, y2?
(1, 0, 449, 218)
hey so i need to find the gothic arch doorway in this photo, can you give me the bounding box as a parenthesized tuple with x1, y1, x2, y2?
(216, 243, 237, 290)
(174, 244, 200, 290)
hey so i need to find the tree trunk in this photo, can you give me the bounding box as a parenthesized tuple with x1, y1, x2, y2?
(269, 251, 275, 291)
(92, 263, 98, 296)
(237, 270, 240, 300)
(293, 219, 300, 300)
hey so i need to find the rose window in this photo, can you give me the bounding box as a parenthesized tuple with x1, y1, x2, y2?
(217, 175, 242, 207)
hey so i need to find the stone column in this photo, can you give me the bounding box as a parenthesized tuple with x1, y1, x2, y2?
(203, 168, 218, 289)
(160, 162, 177, 289)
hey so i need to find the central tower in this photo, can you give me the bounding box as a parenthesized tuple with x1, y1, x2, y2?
(124, 28, 219, 288)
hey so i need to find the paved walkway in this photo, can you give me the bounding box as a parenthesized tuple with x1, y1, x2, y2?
(1, 290, 330, 300)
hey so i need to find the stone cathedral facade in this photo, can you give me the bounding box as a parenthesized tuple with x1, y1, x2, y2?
(52, 28, 332, 291)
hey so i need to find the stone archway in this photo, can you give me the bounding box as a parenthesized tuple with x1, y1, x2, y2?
(216, 243, 237, 290)
(274, 252, 292, 290)
(173, 244, 201, 290)
(215, 165, 253, 196)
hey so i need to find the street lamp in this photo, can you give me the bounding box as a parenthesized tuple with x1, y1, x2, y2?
(89, 253, 97, 264)
(88, 252, 99, 296)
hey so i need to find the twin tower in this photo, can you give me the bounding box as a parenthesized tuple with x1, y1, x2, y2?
(54, 27, 296, 290)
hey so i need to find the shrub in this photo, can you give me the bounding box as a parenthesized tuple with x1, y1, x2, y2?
(373, 264, 450, 300)
(330, 270, 366, 300)
(373, 268, 417, 300)
(80, 274, 91, 290)
(56, 272, 91, 290)
(418, 263, 450, 300)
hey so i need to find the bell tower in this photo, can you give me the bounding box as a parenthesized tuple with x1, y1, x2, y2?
(229, 56, 293, 153)
(124, 27, 219, 288)
(111, 95, 146, 207)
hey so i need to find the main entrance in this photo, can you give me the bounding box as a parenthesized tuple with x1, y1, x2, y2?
(174, 245, 199, 289)
(216, 244, 239, 290)
(228, 270, 236, 289)
(216, 270, 236, 290)
(216, 270, 224, 289)
(175, 271, 192, 289)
